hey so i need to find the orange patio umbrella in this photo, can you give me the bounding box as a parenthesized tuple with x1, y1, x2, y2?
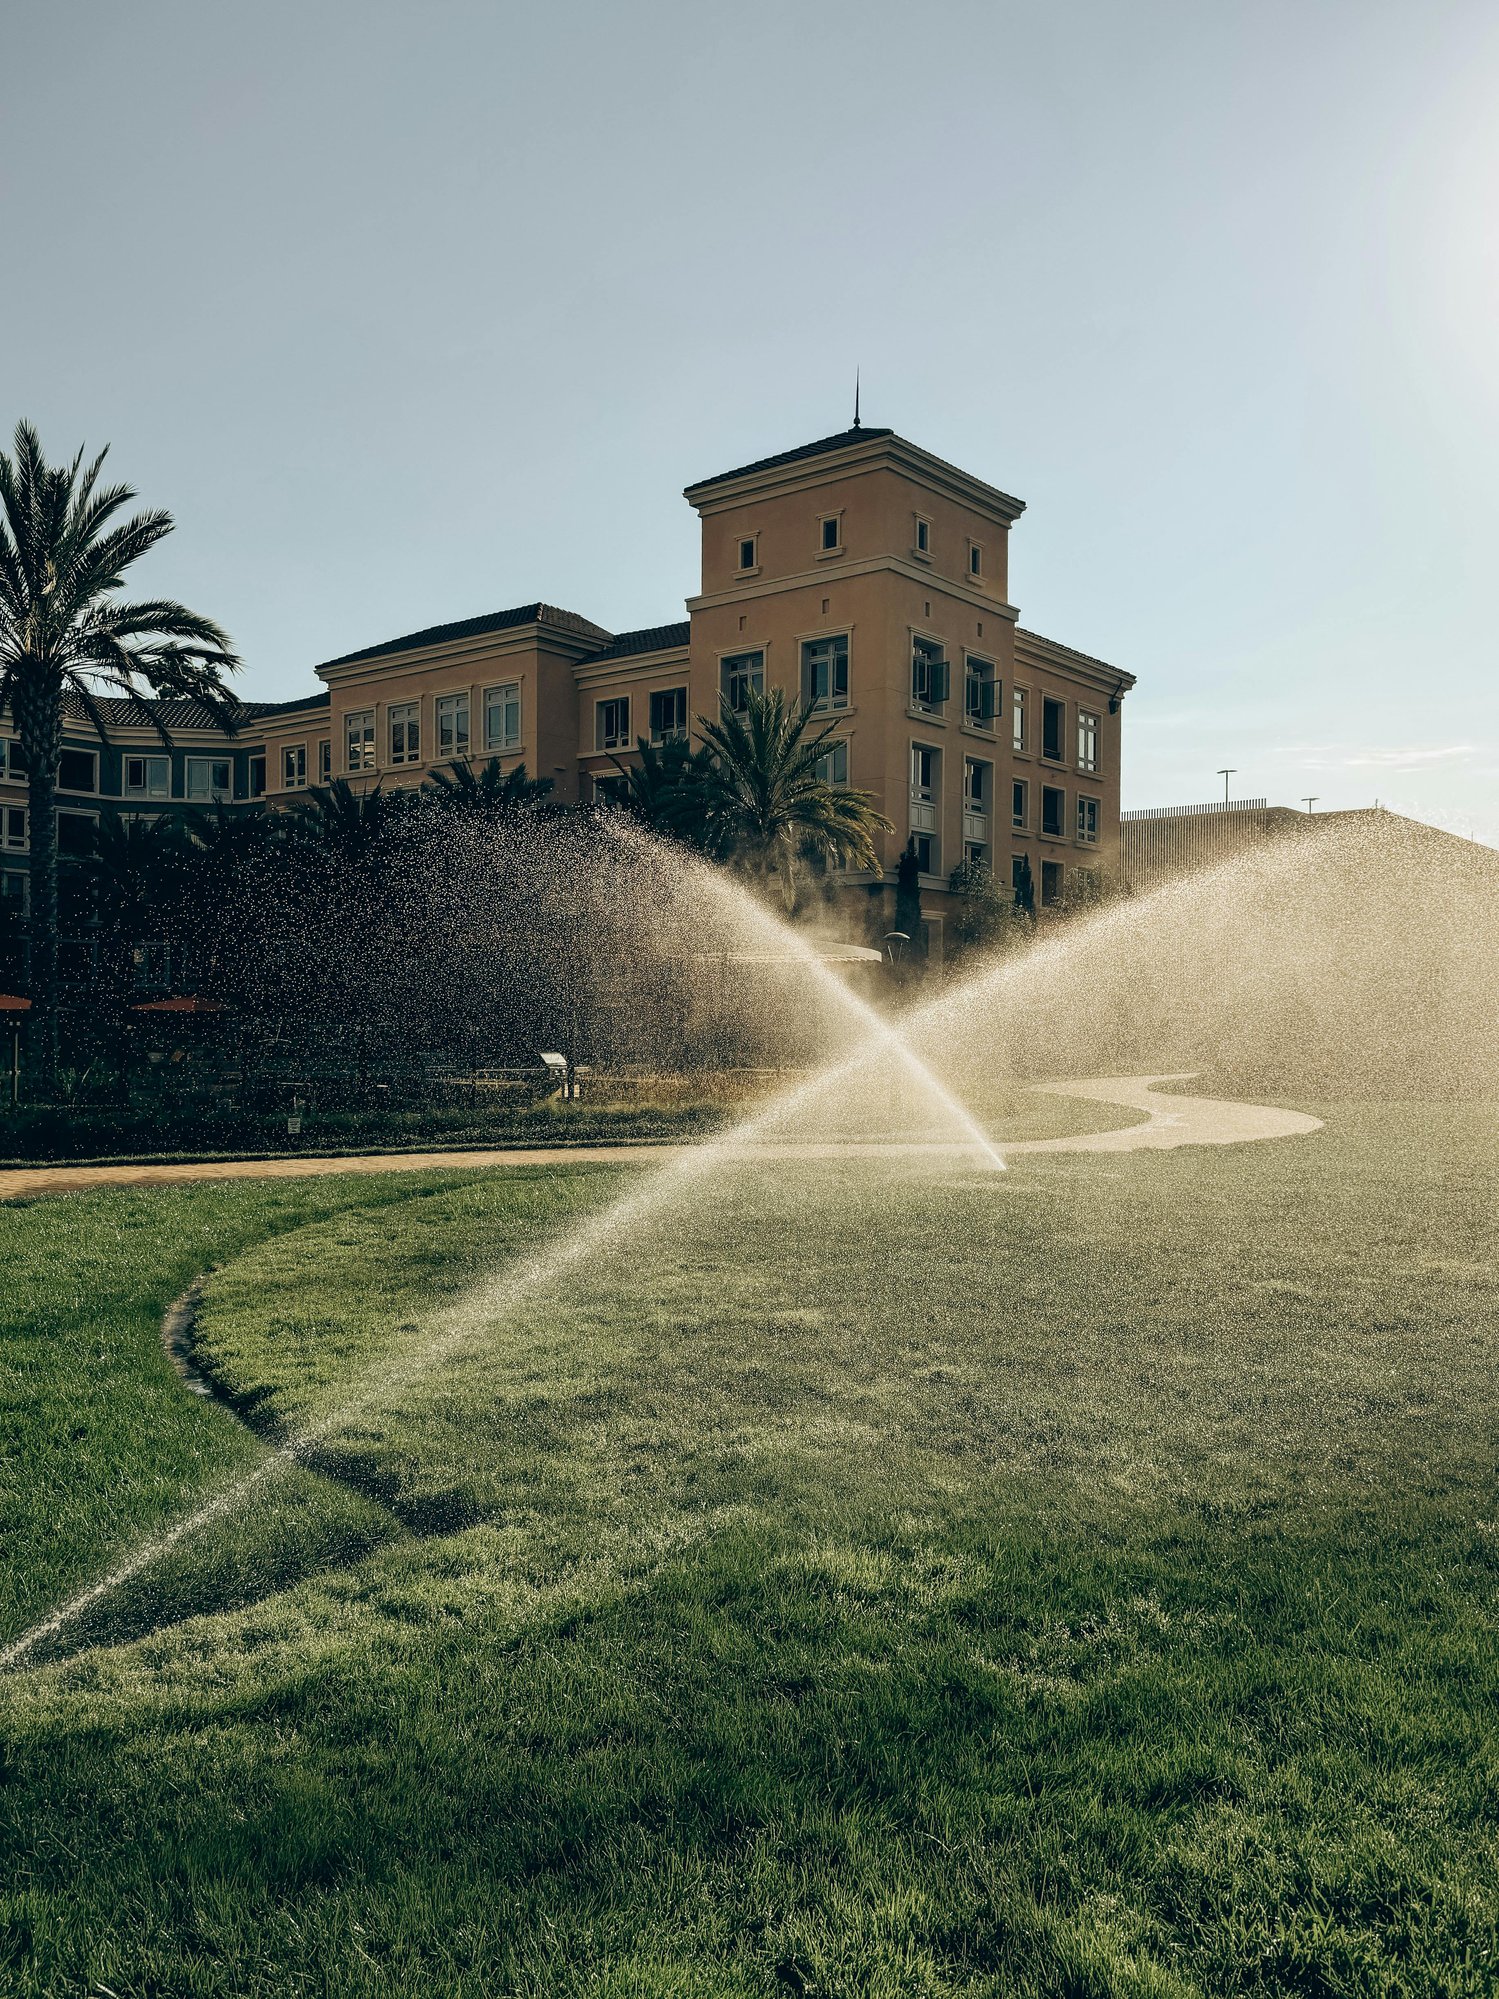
(0, 993, 31, 1011)
(131, 996, 227, 1014)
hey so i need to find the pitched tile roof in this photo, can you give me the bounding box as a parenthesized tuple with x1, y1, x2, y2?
(316, 602, 609, 671)
(576, 621, 690, 665)
(52, 691, 328, 734)
(687, 427, 895, 492)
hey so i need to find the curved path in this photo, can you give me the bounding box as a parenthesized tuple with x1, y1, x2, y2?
(0, 1076, 1319, 1202)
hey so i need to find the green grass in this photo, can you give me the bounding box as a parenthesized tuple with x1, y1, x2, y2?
(2, 1101, 1497, 1995)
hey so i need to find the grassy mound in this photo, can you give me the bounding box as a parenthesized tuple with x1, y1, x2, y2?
(3, 1103, 1497, 1994)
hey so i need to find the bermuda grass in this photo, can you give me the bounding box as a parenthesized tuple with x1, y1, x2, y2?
(2, 1100, 1497, 1995)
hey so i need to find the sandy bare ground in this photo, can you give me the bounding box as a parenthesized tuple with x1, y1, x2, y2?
(0, 1076, 1320, 1202)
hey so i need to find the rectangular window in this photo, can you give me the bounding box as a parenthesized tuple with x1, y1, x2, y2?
(911, 637, 948, 713)
(0, 868, 27, 914)
(802, 635, 849, 711)
(965, 841, 989, 869)
(248, 753, 266, 799)
(345, 710, 375, 772)
(0, 739, 13, 781)
(820, 515, 841, 552)
(720, 650, 763, 714)
(1077, 795, 1100, 844)
(58, 748, 97, 792)
(964, 655, 996, 725)
(596, 696, 631, 751)
(649, 687, 688, 744)
(963, 758, 989, 810)
(914, 515, 931, 556)
(435, 693, 470, 759)
(484, 682, 522, 753)
(1011, 779, 1028, 830)
(57, 810, 96, 856)
(814, 740, 849, 788)
(1012, 687, 1028, 752)
(1043, 696, 1066, 762)
(319, 739, 331, 783)
(738, 536, 757, 571)
(1077, 710, 1099, 772)
(1041, 784, 1065, 838)
(910, 742, 940, 862)
(123, 755, 170, 800)
(282, 745, 308, 790)
(1041, 860, 1064, 908)
(389, 701, 421, 766)
(1, 805, 27, 850)
(1011, 855, 1029, 898)
(912, 831, 937, 874)
(593, 772, 629, 806)
(969, 543, 982, 577)
(911, 743, 939, 803)
(186, 756, 232, 802)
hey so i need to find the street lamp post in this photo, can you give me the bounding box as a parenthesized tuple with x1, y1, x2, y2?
(1216, 768, 1237, 805)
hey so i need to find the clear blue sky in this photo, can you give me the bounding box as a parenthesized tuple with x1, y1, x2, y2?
(5, 1, 1497, 834)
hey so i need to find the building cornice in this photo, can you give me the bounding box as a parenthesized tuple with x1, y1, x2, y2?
(685, 433, 1026, 527)
(574, 645, 691, 688)
(687, 556, 1020, 622)
(1014, 629, 1136, 698)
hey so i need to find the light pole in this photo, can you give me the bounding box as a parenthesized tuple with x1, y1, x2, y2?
(1216, 768, 1237, 805)
(1302, 796, 1319, 814)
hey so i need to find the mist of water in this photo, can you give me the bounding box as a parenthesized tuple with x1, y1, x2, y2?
(7, 806, 1496, 1671)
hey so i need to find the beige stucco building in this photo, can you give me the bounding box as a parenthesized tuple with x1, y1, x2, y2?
(1, 425, 1134, 954)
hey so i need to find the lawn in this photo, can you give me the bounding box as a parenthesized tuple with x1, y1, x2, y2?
(2, 1097, 1497, 1996)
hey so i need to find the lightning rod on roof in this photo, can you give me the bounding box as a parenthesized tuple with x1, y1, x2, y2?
(853, 368, 861, 430)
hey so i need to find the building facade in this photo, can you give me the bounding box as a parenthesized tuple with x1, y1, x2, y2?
(1, 426, 1134, 956)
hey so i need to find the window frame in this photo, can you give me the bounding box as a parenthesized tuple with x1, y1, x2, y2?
(185, 755, 233, 803)
(817, 512, 844, 557)
(319, 739, 331, 783)
(720, 648, 764, 716)
(737, 534, 759, 573)
(963, 653, 997, 727)
(57, 747, 98, 794)
(1, 804, 27, 851)
(388, 700, 422, 767)
(1011, 778, 1029, 830)
(247, 752, 267, 799)
(913, 513, 932, 560)
(435, 691, 471, 761)
(910, 636, 949, 714)
(814, 739, 849, 789)
(1076, 794, 1100, 844)
(344, 709, 376, 774)
(123, 753, 170, 801)
(648, 686, 688, 745)
(1012, 686, 1028, 753)
(968, 540, 983, 578)
(596, 695, 631, 752)
(1040, 859, 1064, 908)
(1042, 695, 1067, 764)
(483, 681, 522, 754)
(282, 744, 308, 790)
(801, 633, 850, 712)
(1077, 709, 1100, 773)
(1041, 783, 1066, 840)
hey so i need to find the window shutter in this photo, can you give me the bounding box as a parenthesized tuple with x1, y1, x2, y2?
(933, 658, 950, 706)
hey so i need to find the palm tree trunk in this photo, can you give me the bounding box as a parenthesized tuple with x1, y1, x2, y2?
(15, 676, 62, 1098)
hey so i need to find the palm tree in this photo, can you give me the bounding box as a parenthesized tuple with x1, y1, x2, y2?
(290, 777, 409, 865)
(608, 735, 719, 850)
(697, 685, 892, 906)
(421, 757, 554, 816)
(0, 422, 237, 1091)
